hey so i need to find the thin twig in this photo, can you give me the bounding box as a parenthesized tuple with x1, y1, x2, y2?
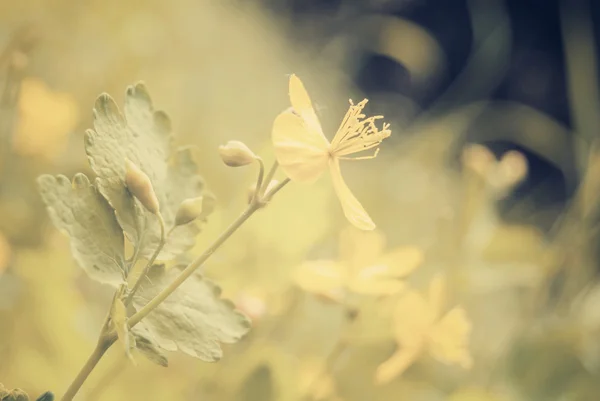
(126, 213, 167, 305)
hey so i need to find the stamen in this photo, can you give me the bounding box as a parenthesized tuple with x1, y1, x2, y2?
(331, 99, 369, 147)
(338, 148, 380, 161)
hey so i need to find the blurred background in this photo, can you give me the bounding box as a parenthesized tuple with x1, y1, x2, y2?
(1, 0, 600, 400)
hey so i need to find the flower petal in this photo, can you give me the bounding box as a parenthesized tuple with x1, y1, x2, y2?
(348, 268, 406, 296)
(393, 290, 435, 346)
(328, 158, 375, 231)
(339, 228, 385, 269)
(272, 110, 329, 183)
(428, 274, 446, 320)
(289, 74, 329, 143)
(374, 347, 422, 384)
(293, 260, 346, 295)
(378, 246, 424, 278)
(428, 307, 473, 369)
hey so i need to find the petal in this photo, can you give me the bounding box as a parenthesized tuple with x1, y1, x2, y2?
(377, 246, 424, 278)
(293, 260, 347, 295)
(374, 347, 422, 384)
(328, 158, 375, 231)
(272, 110, 329, 183)
(348, 269, 406, 296)
(428, 274, 446, 320)
(393, 291, 435, 346)
(338, 227, 386, 269)
(289, 74, 329, 143)
(428, 307, 473, 369)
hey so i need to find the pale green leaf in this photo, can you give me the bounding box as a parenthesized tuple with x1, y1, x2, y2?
(84, 83, 208, 261)
(133, 265, 251, 361)
(37, 173, 126, 285)
(131, 324, 169, 367)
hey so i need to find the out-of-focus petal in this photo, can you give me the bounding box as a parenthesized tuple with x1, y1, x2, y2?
(293, 260, 346, 295)
(374, 347, 421, 384)
(379, 246, 424, 278)
(428, 274, 446, 320)
(393, 291, 434, 347)
(272, 110, 329, 183)
(338, 228, 385, 270)
(288, 74, 328, 142)
(428, 306, 473, 368)
(348, 265, 406, 295)
(329, 158, 375, 231)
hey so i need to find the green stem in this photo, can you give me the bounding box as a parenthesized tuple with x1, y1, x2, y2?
(125, 213, 166, 305)
(62, 179, 290, 401)
(60, 335, 115, 401)
(260, 161, 279, 193)
(128, 192, 275, 328)
(263, 178, 290, 202)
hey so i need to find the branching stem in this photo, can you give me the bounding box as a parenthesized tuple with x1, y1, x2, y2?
(128, 201, 260, 327)
(125, 212, 167, 305)
(61, 177, 291, 401)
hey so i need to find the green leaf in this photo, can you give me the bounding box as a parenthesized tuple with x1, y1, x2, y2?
(84, 83, 208, 261)
(133, 265, 251, 362)
(131, 324, 169, 367)
(37, 174, 126, 285)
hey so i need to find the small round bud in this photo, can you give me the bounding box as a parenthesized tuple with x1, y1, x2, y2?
(124, 159, 160, 214)
(461, 144, 495, 177)
(497, 150, 527, 189)
(218, 140, 257, 167)
(174, 197, 204, 227)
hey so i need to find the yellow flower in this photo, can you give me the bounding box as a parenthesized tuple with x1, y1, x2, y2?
(375, 275, 472, 384)
(294, 227, 422, 301)
(272, 74, 391, 230)
(13, 78, 79, 160)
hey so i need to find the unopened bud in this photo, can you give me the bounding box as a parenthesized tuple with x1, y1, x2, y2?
(496, 150, 527, 189)
(218, 140, 257, 167)
(461, 144, 495, 177)
(174, 197, 204, 227)
(125, 159, 160, 214)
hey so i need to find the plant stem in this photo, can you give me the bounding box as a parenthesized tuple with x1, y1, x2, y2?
(61, 335, 115, 401)
(128, 188, 282, 327)
(261, 161, 279, 193)
(61, 179, 290, 400)
(125, 213, 166, 305)
(254, 158, 265, 199)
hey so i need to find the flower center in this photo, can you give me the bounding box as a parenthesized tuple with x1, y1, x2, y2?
(329, 99, 391, 159)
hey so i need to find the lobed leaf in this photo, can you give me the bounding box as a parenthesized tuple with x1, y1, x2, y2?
(131, 324, 169, 367)
(84, 83, 208, 261)
(37, 173, 126, 285)
(133, 265, 251, 362)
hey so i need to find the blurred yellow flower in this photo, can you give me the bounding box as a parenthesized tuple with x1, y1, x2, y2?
(375, 275, 472, 384)
(272, 74, 391, 230)
(12, 78, 79, 160)
(0, 232, 10, 275)
(294, 227, 422, 302)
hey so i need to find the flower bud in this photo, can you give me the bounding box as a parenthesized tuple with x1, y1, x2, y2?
(174, 197, 204, 227)
(497, 150, 527, 189)
(218, 140, 257, 167)
(124, 159, 160, 214)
